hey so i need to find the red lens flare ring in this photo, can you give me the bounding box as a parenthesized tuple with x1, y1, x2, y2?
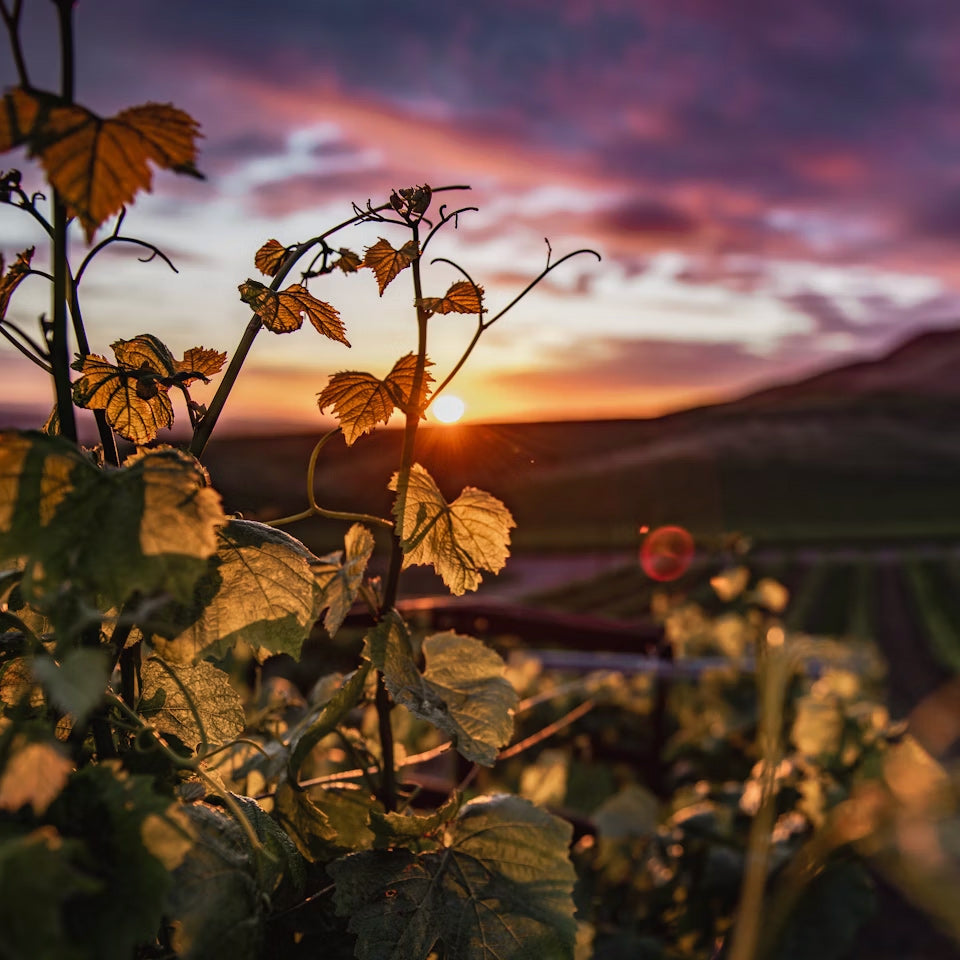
(640, 525, 695, 582)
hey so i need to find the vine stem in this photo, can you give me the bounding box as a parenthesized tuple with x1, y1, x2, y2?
(48, 0, 77, 442)
(427, 248, 600, 404)
(265, 428, 392, 529)
(373, 223, 432, 813)
(188, 185, 470, 461)
(105, 693, 273, 875)
(0, 0, 30, 86)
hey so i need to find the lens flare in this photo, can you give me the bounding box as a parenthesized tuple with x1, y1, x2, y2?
(640, 525, 695, 582)
(432, 394, 466, 423)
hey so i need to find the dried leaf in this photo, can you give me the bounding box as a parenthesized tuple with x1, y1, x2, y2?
(421, 280, 484, 317)
(254, 238, 287, 277)
(313, 523, 375, 635)
(318, 354, 433, 445)
(389, 464, 515, 595)
(363, 237, 418, 295)
(0, 87, 202, 241)
(0, 247, 33, 320)
(238, 279, 350, 344)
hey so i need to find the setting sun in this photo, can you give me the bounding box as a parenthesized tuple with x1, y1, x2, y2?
(432, 394, 466, 423)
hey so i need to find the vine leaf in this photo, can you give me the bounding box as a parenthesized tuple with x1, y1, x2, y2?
(313, 523, 375, 635)
(275, 783, 378, 862)
(238, 279, 350, 344)
(334, 247, 363, 273)
(72, 334, 223, 444)
(139, 659, 245, 751)
(0, 246, 34, 320)
(0, 739, 73, 815)
(73, 353, 174, 444)
(254, 238, 287, 277)
(286, 662, 372, 785)
(0, 432, 224, 610)
(390, 464, 515, 596)
(421, 281, 484, 317)
(0, 87, 202, 241)
(364, 615, 516, 766)
(318, 354, 434, 445)
(163, 803, 264, 960)
(0, 827, 102, 960)
(328, 794, 578, 960)
(44, 765, 182, 960)
(363, 238, 419, 295)
(369, 794, 462, 852)
(150, 519, 325, 665)
(175, 346, 227, 386)
(32, 648, 110, 725)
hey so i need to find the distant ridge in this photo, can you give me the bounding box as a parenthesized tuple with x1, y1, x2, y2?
(718, 326, 960, 413)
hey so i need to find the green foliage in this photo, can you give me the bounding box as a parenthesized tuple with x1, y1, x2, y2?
(329, 794, 577, 960)
(390, 463, 515, 596)
(365, 614, 517, 765)
(151, 519, 327, 664)
(0, 432, 224, 614)
(139, 658, 246, 751)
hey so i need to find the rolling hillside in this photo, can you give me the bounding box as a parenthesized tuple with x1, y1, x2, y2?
(201, 325, 960, 550)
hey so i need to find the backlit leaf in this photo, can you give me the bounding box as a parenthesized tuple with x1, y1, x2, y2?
(335, 247, 363, 273)
(363, 237, 418, 295)
(175, 346, 227, 386)
(254, 238, 287, 276)
(421, 280, 484, 317)
(328, 794, 577, 960)
(0, 246, 33, 320)
(0, 432, 224, 610)
(313, 523, 375, 635)
(111, 333, 177, 375)
(364, 615, 516, 766)
(0, 739, 72, 815)
(390, 463, 515, 596)
(150, 519, 324, 665)
(384, 353, 434, 418)
(139, 659, 245, 751)
(318, 354, 433, 445)
(73, 353, 174, 444)
(0, 87, 202, 241)
(238, 279, 350, 344)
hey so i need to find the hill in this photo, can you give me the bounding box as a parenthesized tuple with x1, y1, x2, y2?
(200, 326, 960, 551)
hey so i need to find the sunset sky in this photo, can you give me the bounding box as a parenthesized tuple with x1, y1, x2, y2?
(3, 0, 960, 433)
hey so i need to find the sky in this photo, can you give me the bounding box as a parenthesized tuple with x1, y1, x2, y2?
(3, 0, 960, 432)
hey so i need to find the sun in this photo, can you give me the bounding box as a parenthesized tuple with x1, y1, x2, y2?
(432, 394, 466, 424)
